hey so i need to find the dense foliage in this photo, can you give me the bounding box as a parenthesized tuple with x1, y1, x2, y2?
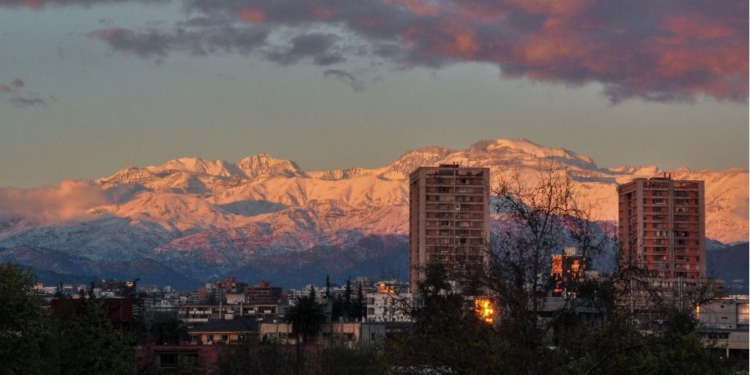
(0, 263, 135, 375)
(283, 288, 326, 344)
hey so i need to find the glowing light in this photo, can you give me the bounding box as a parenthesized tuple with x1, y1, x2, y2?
(378, 282, 395, 294)
(474, 297, 495, 324)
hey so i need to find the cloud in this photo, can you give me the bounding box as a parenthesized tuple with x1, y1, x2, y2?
(324, 69, 365, 92)
(82, 0, 747, 103)
(88, 27, 170, 57)
(0, 0, 164, 9)
(266, 33, 345, 66)
(185, 0, 749, 103)
(0, 78, 47, 107)
(0, 78, 23, 92)
(10, 97, 46, 107)
(0, 180, 111, 223)
(89, 25, 269, 58)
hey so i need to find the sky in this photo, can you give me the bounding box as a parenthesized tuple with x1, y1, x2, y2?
(0, 0, 747, 189)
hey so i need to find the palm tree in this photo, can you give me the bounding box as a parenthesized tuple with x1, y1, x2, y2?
(284, 288, 325, 344)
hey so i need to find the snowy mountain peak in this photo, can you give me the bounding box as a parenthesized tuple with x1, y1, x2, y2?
(385, 146, 454, 177)
(310, 167, 376, 181)
(148, 157, 241, 177)
(235, 153, 305, 179)
(476, 138, 596, 166)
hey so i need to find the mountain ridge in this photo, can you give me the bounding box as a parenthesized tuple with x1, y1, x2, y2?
(0, 137, 746, 286)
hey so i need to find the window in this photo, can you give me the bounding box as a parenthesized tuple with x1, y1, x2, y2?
(207, 335, 214, 342)
(160, 354, 178, 367)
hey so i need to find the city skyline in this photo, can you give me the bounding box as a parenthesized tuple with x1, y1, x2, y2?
(0, 0, 747, 189)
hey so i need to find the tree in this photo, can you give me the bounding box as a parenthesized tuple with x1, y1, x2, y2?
(352, 283, 365, 321)
(151, 314, 188, 345)
(385, 263, 506, 374)
(216, 338, 297, 375)
(0, 263, 58, 375)
(342, 278, 352, 321)
(386, 162, 733, 375)
(316, 341, 385, 375)
(324, 275, 332, 301)
(284, 288, 325, 344)
(54, 290, 136, 375)
(474, 163, 610, 373)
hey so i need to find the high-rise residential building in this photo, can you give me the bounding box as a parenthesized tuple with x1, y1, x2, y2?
(617, 175, 706, 279)
(409, 164, 490, 293)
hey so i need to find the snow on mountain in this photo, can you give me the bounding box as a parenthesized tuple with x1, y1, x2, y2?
(0, 138, 746, 284)
(147, 157, 243, 177)
(235, 152, 306, 179)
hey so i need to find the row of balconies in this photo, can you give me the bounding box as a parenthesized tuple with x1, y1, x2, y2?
(425, 187, 483, 194)
(424, 195, 485, 203)
(643, 199, 699, 206)
(643, 232, 700, 241)
(644, 255, 701, 263)
(646, 262, 701, 271)
(426, 212, 484, 219)
(643, 244, 701, 252)
(426, 228, 484, 235)
(644, 228, 701, 234)
(424, 178, 485, 186)
(424, 221, 484, 229)
(643, 215, 699, 222)
(424, 238, 486, 246)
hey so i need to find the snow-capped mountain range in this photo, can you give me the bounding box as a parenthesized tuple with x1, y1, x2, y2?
(0, 138, 746, 288)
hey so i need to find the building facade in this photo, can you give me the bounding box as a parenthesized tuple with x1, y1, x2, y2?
(550, 247, 586, 297)
(617, 176, 706, 279)
(697, 296, 749, 361)
(409, 164, 490, 293)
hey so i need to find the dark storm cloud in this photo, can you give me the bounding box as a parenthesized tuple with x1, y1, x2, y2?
(323, 69, 365, 92)
(80, 0, 748, 103)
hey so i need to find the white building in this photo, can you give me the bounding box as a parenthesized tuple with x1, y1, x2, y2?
(366, 292, 414, 323)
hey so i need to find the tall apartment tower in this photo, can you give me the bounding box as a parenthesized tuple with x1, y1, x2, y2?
(409, 164, 490, 293)
(617, 176, 706, 279)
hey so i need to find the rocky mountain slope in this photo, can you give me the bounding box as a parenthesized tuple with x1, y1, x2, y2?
(0, 138, 746, 287)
